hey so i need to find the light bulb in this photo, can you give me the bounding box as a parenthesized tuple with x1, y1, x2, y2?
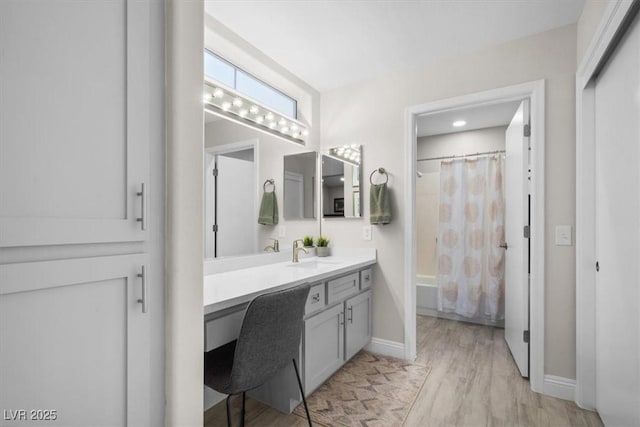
(256, 116, 264, 124)
(453, 120, 466, 127)
(232, 98, 243, 107)
(269, 122, 277, 129)
(203, 93, 212, 103)
(266, 112, 275, 121)
(340, 177, 345, 181)
(239, 109, 248, 117)
(249, 105, 259, 114)
(213, 88, 224, 98)
(302, 130, 309, 136)
(281, 126, 289, 133)
(278, 118, 287, 126)
(221, 101, 231, 111)
(290, 124, 298, 131)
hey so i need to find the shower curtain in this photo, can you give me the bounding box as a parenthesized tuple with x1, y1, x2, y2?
(436, 156, 505, 321)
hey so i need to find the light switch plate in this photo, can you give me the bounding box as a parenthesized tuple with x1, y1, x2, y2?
(278, 226, 286, 238)
(363, 225, 372, 241)
(555, 225, 572, 246)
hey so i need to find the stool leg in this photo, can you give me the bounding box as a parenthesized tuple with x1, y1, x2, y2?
(241, 392, 246, 427)
(292, 358, 312, 426)
(225, 395, 232, 427)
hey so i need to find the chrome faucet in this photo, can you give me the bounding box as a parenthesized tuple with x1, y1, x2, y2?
(264, 238, 280, 252)
(292, 239, 309, 263)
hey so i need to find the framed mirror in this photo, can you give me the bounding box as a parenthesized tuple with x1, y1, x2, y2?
(283, 152, 317, 220)
(322, 145, 362, 218)
(204, 113, 320, 260)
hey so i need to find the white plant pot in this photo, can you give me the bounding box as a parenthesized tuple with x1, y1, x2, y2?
(316, 246, 330, 257)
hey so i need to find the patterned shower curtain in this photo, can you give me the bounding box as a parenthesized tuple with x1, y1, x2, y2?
(436, 156, 505, 321)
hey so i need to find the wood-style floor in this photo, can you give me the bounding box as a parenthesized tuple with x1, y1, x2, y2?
(204, 315, 603, 426)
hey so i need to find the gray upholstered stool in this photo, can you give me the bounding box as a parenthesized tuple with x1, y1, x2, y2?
(204, 284, 312, 426)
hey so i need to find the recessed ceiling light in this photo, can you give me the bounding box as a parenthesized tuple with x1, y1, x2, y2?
(453, 120, 466, 127)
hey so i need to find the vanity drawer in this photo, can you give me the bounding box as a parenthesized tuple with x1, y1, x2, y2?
(360, 268, 373, 290)
(305, 283, 326, 316)
(327, 273, 360, 305)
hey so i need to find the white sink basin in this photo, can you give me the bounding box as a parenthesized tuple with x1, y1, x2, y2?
(288, 259, 341, 269)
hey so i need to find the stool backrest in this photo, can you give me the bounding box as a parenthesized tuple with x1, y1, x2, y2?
(230, 284, 310, 391)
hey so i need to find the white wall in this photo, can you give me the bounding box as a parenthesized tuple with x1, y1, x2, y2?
(321, 24, 577, 379)
(166, 1, 204, 425)
(205, 119, 319, 248)
(416, 126, 506, 276)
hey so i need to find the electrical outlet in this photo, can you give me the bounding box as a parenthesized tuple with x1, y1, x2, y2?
(363, 225, 372, 241)
(555, 225, 572, 246)
(278, 226, 286, 238)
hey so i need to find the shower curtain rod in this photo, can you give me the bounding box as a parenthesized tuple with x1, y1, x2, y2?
(417, 149, 506, 162)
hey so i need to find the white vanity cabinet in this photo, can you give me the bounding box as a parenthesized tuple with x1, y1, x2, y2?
(303, 269, 373, 395)
(203, 254, 376, 413)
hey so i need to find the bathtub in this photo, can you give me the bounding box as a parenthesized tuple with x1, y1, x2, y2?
(416, 274, 438, 317)
(416, 274, 504, 327)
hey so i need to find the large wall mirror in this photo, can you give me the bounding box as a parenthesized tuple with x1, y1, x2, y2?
(322, 145, 362, 218)
(204, 113, 320, 259)
(283, 152, 317, 220)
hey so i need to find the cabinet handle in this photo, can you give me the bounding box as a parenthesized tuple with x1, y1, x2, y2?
(364, 274, 370, 281)
(137, 265, 148, 313)
(348, 306, 353, 323)
(136, 183, 147, 230)
(312, 293, 320, 303)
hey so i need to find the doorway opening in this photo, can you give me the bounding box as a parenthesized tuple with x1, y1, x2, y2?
(204, 139, 259, 259)
(404, 80, 546, 393)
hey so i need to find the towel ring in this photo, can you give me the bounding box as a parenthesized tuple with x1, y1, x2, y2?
(263, 179, 275, 193)
(369, 167, 388, 185)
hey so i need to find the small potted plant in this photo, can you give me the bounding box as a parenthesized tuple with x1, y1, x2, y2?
(302, 235, 314, 248)
(315, 236, 330, 257)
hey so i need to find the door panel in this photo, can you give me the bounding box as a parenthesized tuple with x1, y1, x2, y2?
(0, 255, 150, 426)
(345, 290, 372, 360)
(594, 11, 640, 425)
(0, 0, 150, 246)
(504, 100, 530, 377)
(216, 154, 256, 257)
(304, 304, 344, 394)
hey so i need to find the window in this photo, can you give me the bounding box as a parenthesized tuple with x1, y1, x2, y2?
(204, 50, 297, 120)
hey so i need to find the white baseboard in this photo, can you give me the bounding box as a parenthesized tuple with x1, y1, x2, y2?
(365, 337, 406, 359)
(543, 375, 576, 401)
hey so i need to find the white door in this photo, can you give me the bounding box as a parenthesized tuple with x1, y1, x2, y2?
(284, 171, 305, 219)
(0, 0, 150, 247)
(0, 255, 150, 426)
(504, 100, 530, 377)
(216, 154, 256, 257)
(594, 11, 640, 425)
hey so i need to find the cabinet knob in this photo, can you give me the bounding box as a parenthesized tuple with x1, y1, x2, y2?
(312, 293, 320, 302)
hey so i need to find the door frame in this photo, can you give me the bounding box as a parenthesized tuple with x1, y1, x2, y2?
(204, 139, 259, 259)
(576, 0, 638, 410)
(403, 80, 546, 393)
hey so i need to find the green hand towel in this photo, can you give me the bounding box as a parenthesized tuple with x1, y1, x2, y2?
(370, 183, 391, 224)
(258, 191, 279, 225)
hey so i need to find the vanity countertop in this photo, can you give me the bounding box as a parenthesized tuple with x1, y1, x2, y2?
(204, 251, 376, 315)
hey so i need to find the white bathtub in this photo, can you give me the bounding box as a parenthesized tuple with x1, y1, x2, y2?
(416, 274, 504, 327)
(416, 274, 438, 317)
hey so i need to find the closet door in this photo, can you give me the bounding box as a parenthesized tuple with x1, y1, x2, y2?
(0, 255, 150, 426)
(594, 11, 640, 426)
(0, 0, 150, 247)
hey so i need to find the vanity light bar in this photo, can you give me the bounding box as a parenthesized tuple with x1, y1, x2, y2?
(329, 145, 361, 166)
(203, 82, 309, 145)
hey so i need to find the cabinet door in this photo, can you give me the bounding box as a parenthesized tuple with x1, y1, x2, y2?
(0, 0, 150, 247)
(303, 303, 344, 395)
(345, 290, 372, 361)
(0, 255, 150, 426)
